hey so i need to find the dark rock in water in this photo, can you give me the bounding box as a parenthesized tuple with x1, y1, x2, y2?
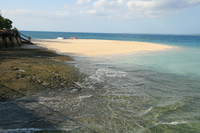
(12, 67, 20, 71)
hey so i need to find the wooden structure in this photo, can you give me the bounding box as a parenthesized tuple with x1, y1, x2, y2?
(0, 30, 32, 48)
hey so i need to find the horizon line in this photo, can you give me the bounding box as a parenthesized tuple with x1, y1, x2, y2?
(19, 30, 200, 36)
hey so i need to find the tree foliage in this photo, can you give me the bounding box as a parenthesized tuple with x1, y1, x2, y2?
(0, 12, 13, 30)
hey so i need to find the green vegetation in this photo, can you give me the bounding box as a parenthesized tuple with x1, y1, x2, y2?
(0, 11, 13, 30)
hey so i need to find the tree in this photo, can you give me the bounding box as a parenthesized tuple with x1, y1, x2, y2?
(3, 18, 12, 29)
(0, 11, 13, 30)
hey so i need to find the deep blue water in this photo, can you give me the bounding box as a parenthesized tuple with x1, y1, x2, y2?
(20, 31, 200, 47)
(1, 31, 200, 133)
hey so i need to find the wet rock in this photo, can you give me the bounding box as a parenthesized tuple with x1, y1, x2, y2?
(12, 67, 20, 71)
(18, 70, 25, 72)
(0, 48, 83, 102)
(42, 83, 49, 86)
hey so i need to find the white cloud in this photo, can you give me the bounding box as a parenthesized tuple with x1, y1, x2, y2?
(2, 10, 71, 20)
(4, 0, 200, 22)
(79, 0, 129, 19)
(189, 0, 200, 3)
(79, 9, 110, 18)
(79, 0, 200, 19)
(93, 0, 127, 10)
(76, 0, 91, 4)
(126, 0, 200, 18)
(127, 0, 200, 10)
(80, 10, 97, 15)
(145, 10, 179, 18)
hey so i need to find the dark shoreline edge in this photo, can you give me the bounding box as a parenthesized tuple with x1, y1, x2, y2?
(0, 48, 84, 102)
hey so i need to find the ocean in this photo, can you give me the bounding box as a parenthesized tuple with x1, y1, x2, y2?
(1, 31, 200, 132)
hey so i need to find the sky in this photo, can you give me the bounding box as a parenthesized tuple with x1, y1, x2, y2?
(1, 0, 200, 34)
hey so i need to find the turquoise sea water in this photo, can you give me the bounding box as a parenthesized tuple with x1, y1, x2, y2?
(1, 31, 200, 132)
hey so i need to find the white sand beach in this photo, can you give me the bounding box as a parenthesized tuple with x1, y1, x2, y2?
(30, 39, 173, 56)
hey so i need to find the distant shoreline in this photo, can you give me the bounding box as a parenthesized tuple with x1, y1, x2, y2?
(26, 39, 174, 57)
(19, 30, 200, 36)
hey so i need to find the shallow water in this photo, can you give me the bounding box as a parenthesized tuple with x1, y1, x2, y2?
(1, 32, 200, 132)
(1, 48, 200, 132)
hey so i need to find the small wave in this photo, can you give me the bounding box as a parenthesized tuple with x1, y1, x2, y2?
(97, 68, 127, 77)
(76, 95, 93, 99)
(138, 106, 153, 116)
(148, 121, 188, 129)
(89, 68, 127, 81)
(138, 51, 150, 54)
(38, 97, 54, 103)
(138, 121, 188, 133)
(161, 121, 188, 125)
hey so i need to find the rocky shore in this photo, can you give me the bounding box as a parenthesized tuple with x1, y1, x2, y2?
(0, 48, 83, 102)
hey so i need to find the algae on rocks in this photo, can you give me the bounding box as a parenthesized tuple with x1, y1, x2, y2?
(0, 48, 83, 102)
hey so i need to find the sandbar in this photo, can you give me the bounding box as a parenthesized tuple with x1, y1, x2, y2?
(31, 39, 173, 56)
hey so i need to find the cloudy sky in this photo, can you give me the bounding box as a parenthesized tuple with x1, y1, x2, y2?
(1, 0, 200, 34)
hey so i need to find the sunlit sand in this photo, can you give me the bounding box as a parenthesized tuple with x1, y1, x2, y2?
(30, 39, 173, 56)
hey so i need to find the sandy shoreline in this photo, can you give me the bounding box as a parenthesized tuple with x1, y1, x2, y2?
(31, 39, 173, 56)
(0, 39, 173, 101)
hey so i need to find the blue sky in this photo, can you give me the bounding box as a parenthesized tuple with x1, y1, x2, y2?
(1, 0, 200, 34)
